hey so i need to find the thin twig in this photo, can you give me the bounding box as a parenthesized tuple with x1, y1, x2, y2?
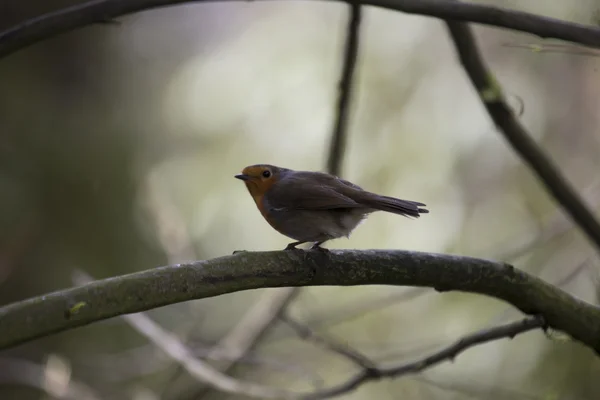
(186, 287, 300, 400)
(187, 7, 362, 396)
(2, 0, 600, 60)
(206, 288, 300, 369)
(196, 8, 362, 395)
(306, 287, 429, 329)
(502, 42, 600, 57)
(303, 316, 546, 399)
(445, 21, 600, 254)
(78, 332, 323, 386)
(72, 271, 299, 400)
(281, 313, 376, 370)
(327, 1, 361, 176)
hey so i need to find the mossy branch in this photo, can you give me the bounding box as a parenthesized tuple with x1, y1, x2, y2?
(1, 249, 599, 354)
(2, 0, 600, 59)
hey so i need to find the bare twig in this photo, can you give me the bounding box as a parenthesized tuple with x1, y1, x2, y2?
(281, 313, 376, 370)
(208, 288, 300, 369)
(445, 21, 600, 253)
(72, 271, 300, 400)
(195, 9, 362, 395)
(502, 42, 600, 57)
(307, 287, 429, 329)
(303, 316, 546, 399)
(2, 0, 600, 60)
(489, 257, 592, 326)
(78, 341, 323, 385)
(120, 312, 296, 399)
(186, 6, 361, 396)
(554, 258, 591, 288)
(492, 181, 600, 261)
(327, 1, 361, 176)
(185, 287, 300, 400)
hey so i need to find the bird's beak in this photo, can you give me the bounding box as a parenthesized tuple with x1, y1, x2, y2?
(234, 174, 249, 181)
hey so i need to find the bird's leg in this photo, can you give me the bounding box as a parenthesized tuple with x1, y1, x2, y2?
(310, 241, 329, 252)
(285, 241, 306, 250)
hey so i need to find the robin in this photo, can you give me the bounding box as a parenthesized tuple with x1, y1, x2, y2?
(235, 164, 428, 250)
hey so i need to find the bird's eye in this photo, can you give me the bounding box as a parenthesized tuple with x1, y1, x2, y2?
(262, 170, 271, 178)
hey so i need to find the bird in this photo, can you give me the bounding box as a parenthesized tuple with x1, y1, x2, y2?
(235, 164, 428, 250)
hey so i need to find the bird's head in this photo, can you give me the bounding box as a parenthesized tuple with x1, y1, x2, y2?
(235, 164, 287, 199)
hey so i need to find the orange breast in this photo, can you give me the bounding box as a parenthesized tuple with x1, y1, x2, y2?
(251, 193, 285, 233)
(252, 193, 267, 217)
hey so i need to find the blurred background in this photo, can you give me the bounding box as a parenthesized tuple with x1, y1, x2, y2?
(1, 0, 600, 399)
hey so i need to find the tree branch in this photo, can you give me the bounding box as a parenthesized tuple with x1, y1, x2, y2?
(182, 287, 299, 400)
(190, 9, 363, 397)
(444, 21, 600, 253)
(1, 250, 599, 354)
(73, 271, 300, 399)
(113, 298, 295, 398)
(303, 316, 546, 399)
(187, 8, 361, 395)
(2, 0, 600, 60)
(326, 1, 361, 176)
(281, 313, 377, 370)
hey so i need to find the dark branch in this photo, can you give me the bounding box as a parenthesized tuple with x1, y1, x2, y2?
(192, 9, 363, 396)
(304, 316, 546, 399)
(193, 9, 362, 396)
(445, 21, 600, 253)
(281, 313, 376, 370)
(184, 289, 299, 400)
(0, 250, 599, 355)
(326, 1, 361, 176)
(2, 0, 600, 60)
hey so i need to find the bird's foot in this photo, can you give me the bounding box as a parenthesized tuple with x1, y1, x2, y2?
(285, 241, 305, 251)
(310, 242, 329, 252)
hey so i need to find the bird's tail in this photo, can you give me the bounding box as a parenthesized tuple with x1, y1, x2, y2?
(361, 194, 428, 218)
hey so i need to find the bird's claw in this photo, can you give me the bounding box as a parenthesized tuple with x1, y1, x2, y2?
(310, 244, 329, 252)
(284, 241, 308, 251)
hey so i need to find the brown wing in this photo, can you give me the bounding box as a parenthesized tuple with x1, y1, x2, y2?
(266, 171, 428, 218)
(266, 172, 364, 210)
(322, 174, 428, 217)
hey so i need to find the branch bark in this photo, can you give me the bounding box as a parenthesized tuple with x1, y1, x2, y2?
(2, 0, 600, 60)
(444, 21, 600, 253)
(1, 250, 599, 354)
(326, 1, 361, 176)
(302, 315, 546, 399)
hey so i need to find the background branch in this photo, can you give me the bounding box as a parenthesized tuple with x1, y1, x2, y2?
(178, 288, 300, 400)
(1, 250, 599, 354)
(326, 1, 361, 176)
(281, 313, 376, 370)
(189, 6, 362, 397)
(2, 0, 600, 60)
(444, 21, 600, 253)
(303, 316, 546, 399)
(73, 271, 299, 399)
